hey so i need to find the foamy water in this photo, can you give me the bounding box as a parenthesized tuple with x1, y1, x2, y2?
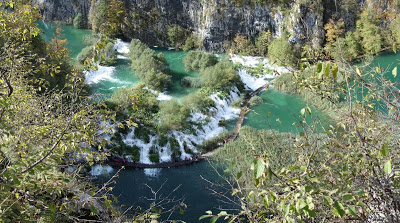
(230, 55, 290, 91)
(114, 39, 130, 55)
(84, 65, 128, 85)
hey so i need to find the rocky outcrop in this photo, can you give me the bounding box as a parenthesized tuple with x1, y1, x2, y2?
(33, 0, 91, 24)
(34, 0, 326, 52)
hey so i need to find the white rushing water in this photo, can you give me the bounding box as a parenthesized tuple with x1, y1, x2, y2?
(230, 54, 290, 91)
(114, 39, 130, 55)
(112, 86, 241, 167)
(84, 65, 121, 85)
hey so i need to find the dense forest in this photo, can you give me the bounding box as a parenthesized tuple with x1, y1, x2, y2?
(2, 0, 400, 222)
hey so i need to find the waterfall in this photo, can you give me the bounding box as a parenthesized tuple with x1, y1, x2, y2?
(231, 54, 290, 91)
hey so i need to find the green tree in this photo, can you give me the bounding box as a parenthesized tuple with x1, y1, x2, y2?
(200, 62, 241, 91)
(255, 30, 271, 56)
(129, 39, 172, 90)
(167, 24, 187, 49)
(268, 37, 295, 66)
(158, 99, 190, 132)
(73, 12, 85, 29)
(183, 50, 218, 72)
(357, 12, 383, 55)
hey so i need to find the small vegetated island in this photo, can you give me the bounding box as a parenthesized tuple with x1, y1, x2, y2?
(3, 0, 400, 222)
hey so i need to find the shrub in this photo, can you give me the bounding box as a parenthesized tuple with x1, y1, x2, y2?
(149, 147, 160, 163)
(180, 76, 202, 88)
(102, 42, 117, 65)
(183, 51, 218, 72)
(89, 0, 108, 32)
(169, 138, 182, 161)
(183, 33, 201, 51)
(76, 46, 94, 64)
(126, 145, 140, 162)
(158, 99, 190, 132)
(255, 30, 271, 56)
(357, 12, 382, 55)
(200, 130, 229, 153)
(230, 34, 256, 55)
(82, 34, 98, 46)
(248, 95, 263, 106)
(158, 134, 169, 147)
(268, 37, 295, 66)
(129, 39, 172, 90)
(108, 86, 158, 123)
(391, 16, 400, 44)
(167, 24, 187, 48)
(182, 92, 216, 113)
(200, 62, 242, 91)
(230, 95, 246, 108)
(73, 13, 85, 29)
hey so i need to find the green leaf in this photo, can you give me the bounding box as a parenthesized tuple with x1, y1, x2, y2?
(15, 193, 20, 199)
(49, 204, 56, 213)
(333, 201, 345, 217)
(324, 196, 333, 205)
(296, 199, 307, 211)
(381, 144, 389, 157)
(325, 62, 330, 77)
(12, 175, 20, 185)
(348, 206, 358, 217)
(300, 108, 305, 116)
(254, 159, 265, 179)
(393, 67, 397, 78)
(90, 205, 98, 215)
(356, 66, 362, 77)
(342, 193, 354, 202)
(384, 160, 392, 175)
(332, 64, 338, 79)
(306, 107, 312, 115)
(263, 196, 269, 208)
(210, 216, 219, 223)
(316, 63, 323, 74)
(199, 215, 212, 220)
(236, 171, 242, 180)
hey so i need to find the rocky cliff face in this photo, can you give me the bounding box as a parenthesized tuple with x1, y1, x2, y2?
(34, 0, 326, 52)
(33, 0, 91, 24)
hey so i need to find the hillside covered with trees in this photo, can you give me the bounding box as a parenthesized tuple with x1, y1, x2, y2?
(2, 0, 400, 222)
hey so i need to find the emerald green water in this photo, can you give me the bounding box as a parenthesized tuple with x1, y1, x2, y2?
(356, 51, 400, 112)
(227, 89, 330, 133)
(38, 21, 93, 59)
(154, 48, 200, 100)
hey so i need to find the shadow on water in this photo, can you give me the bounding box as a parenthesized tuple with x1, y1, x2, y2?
(94, 161, 237, 222)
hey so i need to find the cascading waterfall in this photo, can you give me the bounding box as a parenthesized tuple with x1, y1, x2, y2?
(88, 40, 284, 176)
(231, 55, 290, 91)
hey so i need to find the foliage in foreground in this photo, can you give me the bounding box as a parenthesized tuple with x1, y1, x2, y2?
(0, 3, 123, 221)
(205, 60, 400, 222)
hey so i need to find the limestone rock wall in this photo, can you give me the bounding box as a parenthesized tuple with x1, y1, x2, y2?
(34, 0, 326, 52)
